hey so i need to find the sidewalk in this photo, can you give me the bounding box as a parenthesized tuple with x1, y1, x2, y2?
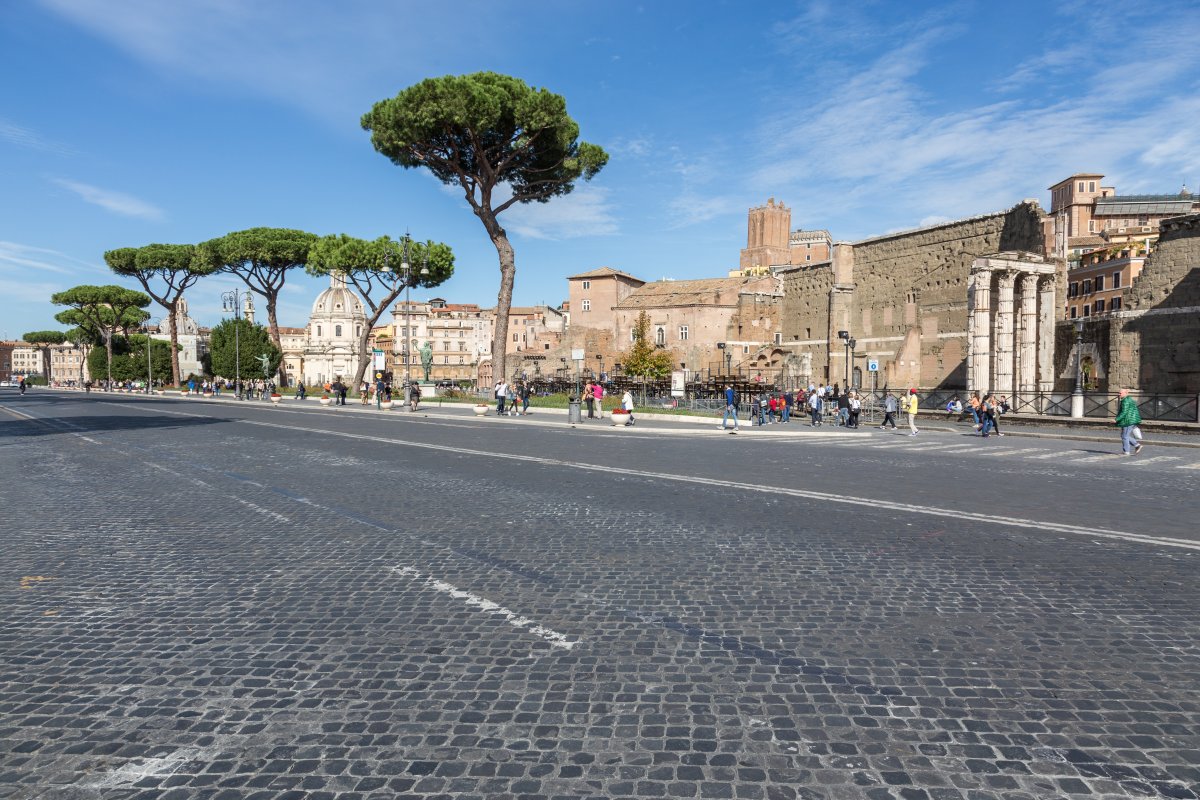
(39, 387, 1200, 449)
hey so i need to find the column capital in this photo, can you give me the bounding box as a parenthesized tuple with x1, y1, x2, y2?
(996, 271, 1018, 289)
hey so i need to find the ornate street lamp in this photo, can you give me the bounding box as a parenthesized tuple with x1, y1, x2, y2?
(382, 232, 430, 403)
(1071, 319, 1085, 418)
(837, 330, 850, 391)
(144, 318, 161, 393)
(221, 288, 243, 399)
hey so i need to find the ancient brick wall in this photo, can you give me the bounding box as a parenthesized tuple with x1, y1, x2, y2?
(779, 202, 1047, 388)
(1107, 213, 1200, 393)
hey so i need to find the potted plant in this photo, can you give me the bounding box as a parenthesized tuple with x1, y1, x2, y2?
(319, 393, 332, 407)
(473, 402, 489, 416)
(611, 407, 631, 426)
(380, 398, 394, 410)
(270, 391, 282, 404)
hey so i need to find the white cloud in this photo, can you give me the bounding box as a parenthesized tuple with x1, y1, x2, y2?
(0, 118, 75, 155)
(503, 185, 618, 240)
(0, 241, 107, 276)
(51, 178, 165, 221)
(753, 5, 1200, 237)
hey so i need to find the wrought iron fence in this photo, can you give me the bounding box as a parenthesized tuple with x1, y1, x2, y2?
(926, 391, 1197, 422)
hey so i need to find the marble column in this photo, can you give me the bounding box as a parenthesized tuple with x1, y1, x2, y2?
(967, 268, 992, 392)
(1037, 276, 1056, 392)
(993, 271, 1016, 396)
(1018, 274, 1039, 394)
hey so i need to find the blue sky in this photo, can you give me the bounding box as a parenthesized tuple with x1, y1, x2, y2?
(3, 0, 1199, 339)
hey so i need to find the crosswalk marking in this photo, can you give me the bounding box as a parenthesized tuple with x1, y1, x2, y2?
(1122, 455, 1180, 467)
(800, 434, 1200, 469)
(973, 447, 1045, 457)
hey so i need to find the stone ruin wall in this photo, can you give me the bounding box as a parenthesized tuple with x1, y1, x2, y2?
(1106, 213, 1200, 394)
(850, 203, 1046, 389)
(780, 202, 1047, 389)
(779, 261, 835, 382)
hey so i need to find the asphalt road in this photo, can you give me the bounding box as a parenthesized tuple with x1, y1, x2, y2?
(2, 389, 1198, 800)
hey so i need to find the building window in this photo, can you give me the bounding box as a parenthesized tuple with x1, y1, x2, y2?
(582, 280, 591, 290)
(1069, 282, 1078, 298)
(581, 299, 591, 312)
(655, 328, 665, 346)
(335, 325, 342, 337)
(1094, 300, 1104, 313)
(1082, 279, 1092, 294)
(1077, 181, 1084, 192)
(316, 325, 322, 337)
(1111, 296, 1122, 310)
(678, 325, 688, 341)
(1094, 275, 1104, 291)
(1070, 307, 1077, 319)
(774, 333, 782, 345)
(1082, 305, 1090, 317)
(1113, 271, 1121, 288)
(513, 333, 519, 342)
(1088, 181, 1096, 192)
(1088, 220, 1095, 233)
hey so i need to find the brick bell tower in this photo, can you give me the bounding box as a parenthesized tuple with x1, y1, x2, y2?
(739, 198, 792, 272)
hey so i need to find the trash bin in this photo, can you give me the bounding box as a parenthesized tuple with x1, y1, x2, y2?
(567, 397, 582, 424)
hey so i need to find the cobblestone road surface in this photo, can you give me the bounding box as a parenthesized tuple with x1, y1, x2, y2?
(2, 390, 1198, 800)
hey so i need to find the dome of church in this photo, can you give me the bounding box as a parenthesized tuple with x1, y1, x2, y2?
(311, 273, 365, 319)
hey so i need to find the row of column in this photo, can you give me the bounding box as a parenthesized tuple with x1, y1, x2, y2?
(967, 266, 1056, 396)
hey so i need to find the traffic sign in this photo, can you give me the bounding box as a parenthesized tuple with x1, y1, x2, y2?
(867, 359, 879, 372)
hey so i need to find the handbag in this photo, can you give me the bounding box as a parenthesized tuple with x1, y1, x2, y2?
(1131, 425, 1143, 441)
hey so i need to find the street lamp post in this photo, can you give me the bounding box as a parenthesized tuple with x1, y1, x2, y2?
(144, 318, 161, 393)
(596, 353, 604, 383)
(847, 337, 857, 389)
(837, 330, 850, 391)
(382, 233, 430, 408)
(221, 288, 242, 399)
(1070, 319, 1085, 418)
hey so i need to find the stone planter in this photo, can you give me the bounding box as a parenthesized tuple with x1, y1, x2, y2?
(380, 400, 394, 410)
(473, 404, 488, 416)
(179, 390, 189, 398)
(611, 410, 631, 426)
(270, 394, 282, 404)
(319, 396, 332, 406)
(202, 392, 213, 399)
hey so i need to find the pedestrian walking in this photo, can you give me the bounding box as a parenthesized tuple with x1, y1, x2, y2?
(836, 392, 850, 427)
(848, 392, 861, 428)
(905, 388, 920, 436)
(750, 394, 761, 426)
(808, 390, 823, 426)
(622, 389, 635, 426)
(880, 392, 898, 429)
(296, 380, 306, 400)
(593, 381, 604, 416)
(374, 377, 385, 408)
(1115, 388, 1143, 455)
(722, 384, 739, 433)
(985, 393, 1004, 436)
(409, 381, 421, 412)
(520, 382, 531, 415)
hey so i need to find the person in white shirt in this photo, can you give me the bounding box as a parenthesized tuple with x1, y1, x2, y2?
(495, 380, 508, 415)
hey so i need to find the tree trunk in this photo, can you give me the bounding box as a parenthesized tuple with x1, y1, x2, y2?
(167, 303, 181, 387)
(42, 345, 52, 385)
(104, 331, 114, 384)
(479, 210, 515, 387)
(265, 297, 286, 386)
(352, 285, 403, 392)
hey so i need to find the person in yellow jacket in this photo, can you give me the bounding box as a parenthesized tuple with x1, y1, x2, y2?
(905, 388, 920, 436)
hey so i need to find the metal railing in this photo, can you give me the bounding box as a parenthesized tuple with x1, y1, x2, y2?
(930, 391, 1197, 423)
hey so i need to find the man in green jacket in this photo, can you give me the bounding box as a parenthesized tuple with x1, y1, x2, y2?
(1114, 388, 1143, 455)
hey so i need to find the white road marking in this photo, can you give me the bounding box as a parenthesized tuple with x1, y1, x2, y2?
(389, 566, 577, 650)
(972, 448, 1046, 458)
(125, 404, 1200, 553)
(1177, 462, 1200, 469)
(1122, 455, 1180, 467)
(1024, 450, 1076, 460)
(0, 404, 102, 444)
(1071, 454, 1125, 463)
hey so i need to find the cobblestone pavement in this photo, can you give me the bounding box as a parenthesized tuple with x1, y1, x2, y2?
(2, 391, 1198, 800)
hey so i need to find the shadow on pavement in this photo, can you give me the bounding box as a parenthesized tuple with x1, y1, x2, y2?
(0, 394, 225, 439)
